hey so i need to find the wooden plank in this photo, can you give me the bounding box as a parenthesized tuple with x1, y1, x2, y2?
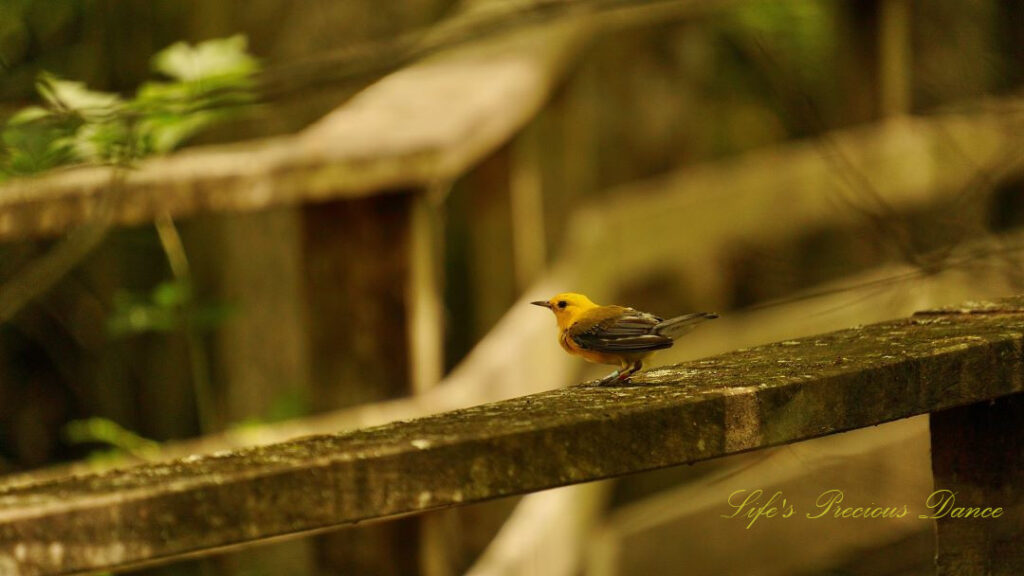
(2, 295, 1024, 574)
(930, 393, 1024, 575)
(299, 194, 416, 407)
(0, 20, 587, 242)
(567, 103, 1023, 309)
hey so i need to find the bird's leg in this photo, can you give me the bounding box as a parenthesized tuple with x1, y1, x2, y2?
(594, 361, 643, 386)
(617, 360, 643, 383)
(594, 369, 621, 386)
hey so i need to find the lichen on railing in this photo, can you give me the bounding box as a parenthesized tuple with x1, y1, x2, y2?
(1, 295, 1022, 575)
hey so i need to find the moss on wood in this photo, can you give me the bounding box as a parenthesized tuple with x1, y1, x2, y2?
(1, 296, 1022, 574)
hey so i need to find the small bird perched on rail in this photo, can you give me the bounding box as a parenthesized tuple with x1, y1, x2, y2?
(532, 292, 717, 386)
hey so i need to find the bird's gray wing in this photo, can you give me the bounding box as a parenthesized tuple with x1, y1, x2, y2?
(570, 308, 674, 353)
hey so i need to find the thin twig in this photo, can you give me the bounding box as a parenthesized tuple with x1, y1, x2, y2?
(155, 211, 218, 434)
(0, 172, 122, 324)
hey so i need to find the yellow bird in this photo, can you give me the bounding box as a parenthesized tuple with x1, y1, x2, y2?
(532, 292, 717, 385)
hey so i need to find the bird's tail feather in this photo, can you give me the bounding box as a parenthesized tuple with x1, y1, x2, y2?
(655, 312, 718, 339)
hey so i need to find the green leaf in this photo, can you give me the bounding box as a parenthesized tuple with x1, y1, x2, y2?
(3, 35, 259, 178)
(133, 79, 191, 110)
(136, 109, 219, 154)
(152, 279, 191, 308)
(107, 280, 232, 337)
(152, 35, 259, 83)
(8, 106, 51, 125)
(63, 417, 161, 460)
(70, 119, 131, 163)
(1, 119, 76, 176)
(36, 72, 123, 119)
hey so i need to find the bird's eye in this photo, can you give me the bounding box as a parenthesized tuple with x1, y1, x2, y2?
(557, 300, 567, 309)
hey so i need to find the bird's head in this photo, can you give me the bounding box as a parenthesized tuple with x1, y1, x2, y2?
(531, 292, 598, 329)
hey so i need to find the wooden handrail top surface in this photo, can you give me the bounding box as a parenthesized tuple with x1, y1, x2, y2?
(2, 296, 1023, 574)
(0, 19, 586, 242)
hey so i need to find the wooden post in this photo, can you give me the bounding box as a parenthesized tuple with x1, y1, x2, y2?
(302, 193, 416, 575)
(509, 123, 548, 291)
(195, 209, 317, 576)
(300, 193, 416, 407)
(877, 0, 912, 116)
(408, 191, 446, 395)
(302, 191, 447, 575)
(836, 1, 882, 124)
(465, 148, 517, 340)
(201, 208, 310, 425)
(930, 393, 1024, 575)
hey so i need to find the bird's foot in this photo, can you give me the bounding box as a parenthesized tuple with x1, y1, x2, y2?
(581, 364, 643, 387)
(577, 370, 619, 387)
(596, 370, 632, 387)
(591, 362, 644, 387)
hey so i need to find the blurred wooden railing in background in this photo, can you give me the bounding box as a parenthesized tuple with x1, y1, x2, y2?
(0, 0, 1022, 575)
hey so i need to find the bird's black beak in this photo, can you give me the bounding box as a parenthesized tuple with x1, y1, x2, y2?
(531, 300, 552, 309)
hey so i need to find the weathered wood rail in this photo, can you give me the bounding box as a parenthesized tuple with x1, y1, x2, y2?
(1, 1, 1021, 575)
(1, 295, 1022, 575)
(10, 96, 1020, 489)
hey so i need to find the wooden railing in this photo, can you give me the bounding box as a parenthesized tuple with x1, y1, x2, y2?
(0, 1, 1022, 575)
(0, 296, 1022, 574)
(2, 95, 1018, 488)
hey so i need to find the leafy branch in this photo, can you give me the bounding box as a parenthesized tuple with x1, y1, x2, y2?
(1, 35, 259, 179)
(0, 36, 259, 442)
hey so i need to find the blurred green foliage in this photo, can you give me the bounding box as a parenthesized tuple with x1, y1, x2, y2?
(0, 35, 259, 179)
(0, 35, 258, 458)
(728, 1, 832, 73)
(106, 279, 234, 337)
(230, 388, 312, 430)
(62, 416, 162, 462)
